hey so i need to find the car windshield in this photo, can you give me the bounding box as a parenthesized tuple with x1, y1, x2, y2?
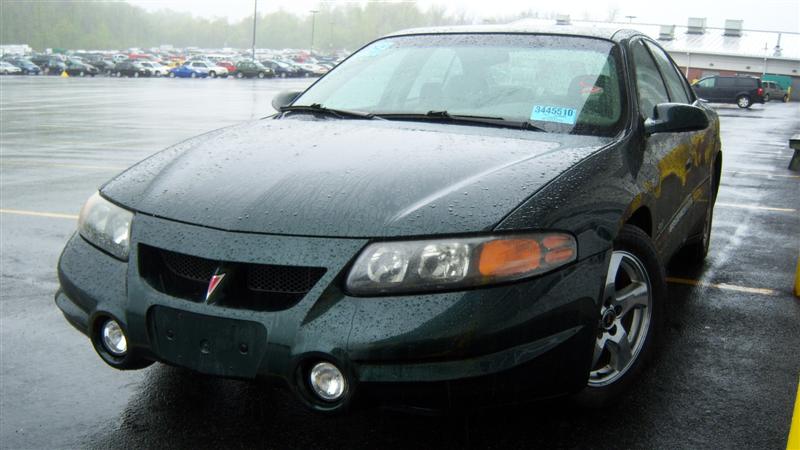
(294, 33, 625, 136)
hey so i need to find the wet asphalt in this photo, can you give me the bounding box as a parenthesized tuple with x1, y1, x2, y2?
(0, 77, 798, 449)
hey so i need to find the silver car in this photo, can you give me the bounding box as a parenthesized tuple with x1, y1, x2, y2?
(762, 80, 788, 102)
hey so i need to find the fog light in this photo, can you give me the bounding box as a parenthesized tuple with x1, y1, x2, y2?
(101, 319, 127, 356)
(309, 362, 346, 401)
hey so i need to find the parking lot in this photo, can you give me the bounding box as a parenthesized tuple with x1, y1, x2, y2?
(1, 76, 798, 449)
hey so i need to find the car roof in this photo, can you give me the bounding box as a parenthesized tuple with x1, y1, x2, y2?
(386, 22, 642, 42)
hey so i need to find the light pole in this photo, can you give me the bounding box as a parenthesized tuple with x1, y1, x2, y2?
(310, 10, 319, 57)
(251, 0, 257, 61)
(625, 15, 636, 23)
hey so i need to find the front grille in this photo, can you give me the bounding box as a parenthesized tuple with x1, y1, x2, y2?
(139, 245, 327, 311)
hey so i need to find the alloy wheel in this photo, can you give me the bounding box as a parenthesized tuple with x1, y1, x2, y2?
(737, 95, 751, 108)
(588, 251, 653, 387)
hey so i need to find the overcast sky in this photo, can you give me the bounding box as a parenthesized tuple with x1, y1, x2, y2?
(126, 0, 799, 32)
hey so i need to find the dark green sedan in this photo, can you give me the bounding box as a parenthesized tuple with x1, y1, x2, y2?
(56, 24, 721, 413)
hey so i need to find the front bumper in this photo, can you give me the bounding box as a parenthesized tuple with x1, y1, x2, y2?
(56, 214, 608, 410)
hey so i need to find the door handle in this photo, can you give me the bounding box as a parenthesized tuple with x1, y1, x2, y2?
(685, 158, 693, 170)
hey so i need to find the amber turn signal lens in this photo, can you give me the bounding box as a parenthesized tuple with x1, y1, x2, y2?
(479, 239, 541, 277)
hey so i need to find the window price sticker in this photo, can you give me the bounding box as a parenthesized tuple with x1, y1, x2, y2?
(530, 105, 578, 125)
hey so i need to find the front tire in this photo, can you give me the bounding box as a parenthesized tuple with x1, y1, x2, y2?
(575, 225, 665, 407)
(133, 72, 139, 78)
(737, 95, 751, 108)
(257, 71, 265, 79)
(783, 94, 790, 103)
(209, 71, 216, 78)
(168, 72, 176, 78)
(236, 72, 244, 79)
(763, 93, 770, 102)
(190, 72, 197, 78)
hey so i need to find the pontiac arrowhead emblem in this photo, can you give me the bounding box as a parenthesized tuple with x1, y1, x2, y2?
(205, 270, 226, 303)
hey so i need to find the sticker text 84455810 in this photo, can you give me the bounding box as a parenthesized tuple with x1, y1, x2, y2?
(530, 105, 578, 125)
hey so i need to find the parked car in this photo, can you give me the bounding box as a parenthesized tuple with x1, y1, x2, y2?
(261, 60, 299, 78)
(139, 61, 170, 77)
(0, 61, 22, 75)
(56, 26, 720, 414)
(692, 75, 764, 108)
(761, 80, 789, 102)
(216, 61, 237, 74)
(113, 61, 150, 78)
(186, 60, 228, 78)
(6, 58, 40, 75)
(64, 60, 99, 77)
(91, 59, 117, 75)
(30, 56, 66, 75)
(167, 65, 208, 78)
(232, 61, 272, 79)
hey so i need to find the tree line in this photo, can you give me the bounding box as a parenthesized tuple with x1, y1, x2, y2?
(0, 1, 470, 53)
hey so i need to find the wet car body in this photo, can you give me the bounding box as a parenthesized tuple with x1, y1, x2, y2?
(57, 25, 721, 412)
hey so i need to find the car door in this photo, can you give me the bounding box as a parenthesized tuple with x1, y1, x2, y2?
(630, 38, 702, 256)
(645, 41, 716, 246)
(693, 76, 715, 101)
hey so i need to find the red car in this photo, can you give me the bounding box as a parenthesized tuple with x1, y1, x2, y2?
(217, 61, 237, 73)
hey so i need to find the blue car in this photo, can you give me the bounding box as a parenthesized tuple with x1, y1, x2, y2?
(167, 65, 207, 78)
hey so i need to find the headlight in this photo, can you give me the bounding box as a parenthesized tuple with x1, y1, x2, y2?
(346, 233, 577, 295)
(78, 192, 133, 260)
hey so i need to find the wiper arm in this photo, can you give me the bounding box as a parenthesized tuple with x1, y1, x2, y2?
(280, 103, 374, 119)
(375, 110, 546, 132)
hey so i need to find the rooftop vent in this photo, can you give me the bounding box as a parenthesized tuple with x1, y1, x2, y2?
(687, 17, 706, 34)
(724, 19, 743, 37)
(659, 25, 676, 40)
(556, 14, 571, 25)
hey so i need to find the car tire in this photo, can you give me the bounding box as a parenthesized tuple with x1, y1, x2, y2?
(573, 224, 665, 408)
(168, 72, 176, 78)
(236, 72, 244, 79)
(783, 94, 790, 103)
(737, 95, 751, 108)
(257, 72, 265, 79)
(190, 72, 197, 78)
(78, 71, 84, 77)
(280, 72, 287, 78)
(133, 72, 139, 78)
(764, 93, 770, 102)
(209, 71, 216, 78)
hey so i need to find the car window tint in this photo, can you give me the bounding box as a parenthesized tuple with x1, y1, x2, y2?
(644, 41, 691, 104)
(631, 40, 669, 119)
(735, 78, 756, 87)
(717, 78, 735, 88)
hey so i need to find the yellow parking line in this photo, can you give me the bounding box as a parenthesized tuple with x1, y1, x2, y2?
(0, 208, 78, 220)
(716, 202, 797, 213)
(789, 377, 800, 450)
(666, 277, 778, 296)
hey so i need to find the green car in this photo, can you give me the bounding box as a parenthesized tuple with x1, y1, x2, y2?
(233, 61, 273, 79)
(56, 24, 721, 413)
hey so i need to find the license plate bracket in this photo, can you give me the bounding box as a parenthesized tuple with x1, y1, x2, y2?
(148, 306, 267, 378)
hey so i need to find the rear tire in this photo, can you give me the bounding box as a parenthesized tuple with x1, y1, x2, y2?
(763, 93, 770, 102)
(257, 72, 265, 79)
(737, 95, 751, 108)
(190, 72, 197, 78)
(209, 71, 216, 78)
(784, 94, 790, 103)
(573, 225, 666, 408)
(133, 72, 139, 78)
(168, 72, 176, 78)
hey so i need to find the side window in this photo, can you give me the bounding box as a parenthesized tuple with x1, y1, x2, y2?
(631, 40, 670, 119)
(717, 78, 735, 88)
(644, 41, 691, 103)
(696, 77, 715, 88)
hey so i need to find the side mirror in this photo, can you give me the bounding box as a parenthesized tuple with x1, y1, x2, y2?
(271, 90, 302, 112)
(644, 103, 709, 135)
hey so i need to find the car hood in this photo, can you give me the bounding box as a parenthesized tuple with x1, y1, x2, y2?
(102, 117, 611, 237)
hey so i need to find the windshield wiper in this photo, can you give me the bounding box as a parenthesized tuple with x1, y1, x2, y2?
(280, 103, 374, 119)
(375, 110, 545, 132)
